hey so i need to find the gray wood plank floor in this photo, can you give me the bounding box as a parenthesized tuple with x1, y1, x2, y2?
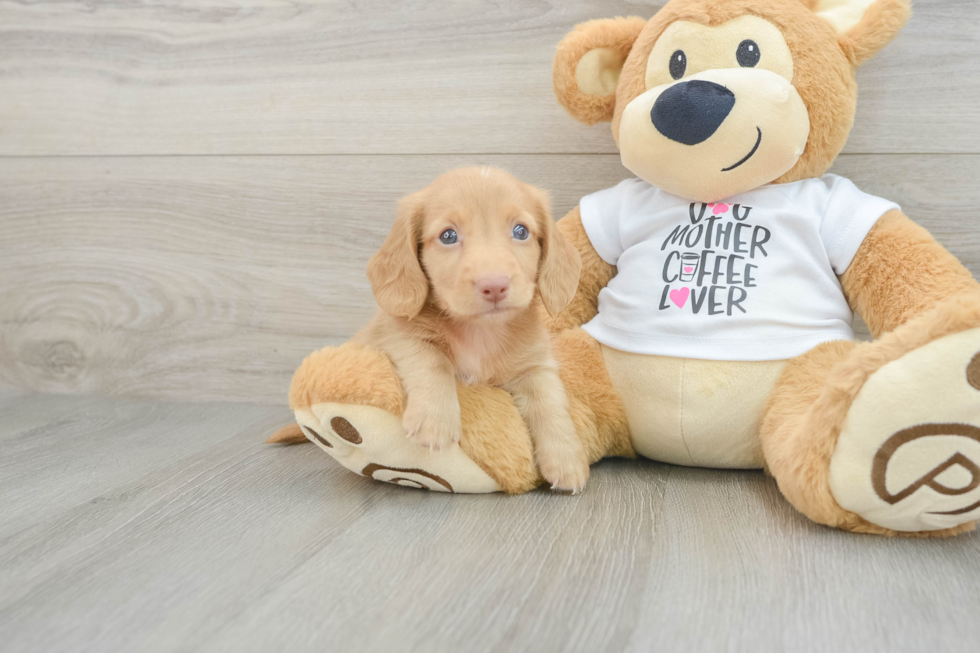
(1, 392, 978, 653)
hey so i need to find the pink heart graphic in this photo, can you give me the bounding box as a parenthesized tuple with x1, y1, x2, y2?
(683, 266, 694, 273)
(670, 287, 690, 308)
(711, 203, 730, 215)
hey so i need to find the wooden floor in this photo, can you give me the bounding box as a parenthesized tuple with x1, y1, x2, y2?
(1, 391, 978, 653)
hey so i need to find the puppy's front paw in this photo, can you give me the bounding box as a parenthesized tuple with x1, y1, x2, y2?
(538, 449, 590, 495)
(402, 399, 462, 451)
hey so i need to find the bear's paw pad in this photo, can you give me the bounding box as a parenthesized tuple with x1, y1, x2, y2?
(830, 327, 980, 532)
(294, 402, 501, 494)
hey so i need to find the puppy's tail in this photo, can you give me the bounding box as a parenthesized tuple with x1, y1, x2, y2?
(266, 423, 309, 445)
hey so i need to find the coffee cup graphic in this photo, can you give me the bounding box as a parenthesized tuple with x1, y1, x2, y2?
(679, 252, 699, 282)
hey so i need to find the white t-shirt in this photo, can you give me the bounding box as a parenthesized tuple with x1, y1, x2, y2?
(580, 175, 900, 361)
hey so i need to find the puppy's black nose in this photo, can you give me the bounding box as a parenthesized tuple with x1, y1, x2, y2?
(650, 80, 735, 146)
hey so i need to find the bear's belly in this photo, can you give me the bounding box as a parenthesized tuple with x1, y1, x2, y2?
(600, 345, 787, 469)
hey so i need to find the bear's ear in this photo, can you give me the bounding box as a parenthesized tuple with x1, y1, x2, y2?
(810, 0, 911, 65)
(553, 17, 648, 125)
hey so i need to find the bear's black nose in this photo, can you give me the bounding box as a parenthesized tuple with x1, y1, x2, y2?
(650, 80, 735, 146)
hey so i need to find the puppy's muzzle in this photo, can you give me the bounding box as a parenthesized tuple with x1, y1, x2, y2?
(476, 276, 510, 303)
(650, 80, 736, 146)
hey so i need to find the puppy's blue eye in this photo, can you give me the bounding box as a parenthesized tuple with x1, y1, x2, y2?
(440, 229, 458, 245)
(512, 224, 529, 241)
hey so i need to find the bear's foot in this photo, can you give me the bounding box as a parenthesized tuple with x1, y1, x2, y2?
(295, 401, 501, 494)
(283, 342, 541, 494)
(830, 327, 980, 532)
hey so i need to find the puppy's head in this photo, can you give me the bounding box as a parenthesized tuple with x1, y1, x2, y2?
(367, 167, 581, 321)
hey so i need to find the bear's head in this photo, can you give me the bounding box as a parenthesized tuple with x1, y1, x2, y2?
(554, 0, 910, 202)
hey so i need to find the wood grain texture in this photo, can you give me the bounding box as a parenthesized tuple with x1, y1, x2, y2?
(0, 0, 978, 156)
(0, 393, 290, 539)
(0, 394, 977, 653)
(1, 154, 976, 403)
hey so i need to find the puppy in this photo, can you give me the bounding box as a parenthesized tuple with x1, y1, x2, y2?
(355, 167, 589, 492)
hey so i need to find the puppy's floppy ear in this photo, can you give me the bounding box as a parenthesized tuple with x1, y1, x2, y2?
(526, 184, 582, 317)
(553, 17, 647, 125)
(809, 0, 911, 65)
(367, 191, 429, 319)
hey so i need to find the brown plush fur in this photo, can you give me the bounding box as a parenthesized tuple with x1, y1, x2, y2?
(761, 339, 857, 524)
(553, 17, 648, 125)
(266, 423, 307, 445)
(456, 383, 541, 494)
(554, 0, 910, 188)
(837, 0, 911, 66)
(614, 0, 857, 184)
(273, 341, 406, 445)
(286, 341, 539, 494)
(545, 206, 618, 334)
(842, 210, 980, 338)
(554, 328, 635, 461)
(460, 328, 635, 491)
(283, 326, 633, 494)
(761, 294, 980, 537)
(289, 342, 406, 416)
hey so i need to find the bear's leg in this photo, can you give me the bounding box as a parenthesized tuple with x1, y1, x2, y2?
(761, 297, 980, 536)
(551, 327, 635, 464)
(285, 341, 537, 494)
(284, 328, 632, 495)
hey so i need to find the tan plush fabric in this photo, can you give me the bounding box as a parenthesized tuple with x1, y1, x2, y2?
(288, 341, 539, 494)
(554, 0, 908, 192)
(296, 402, 503, 494)
(602, 346, 786, 468)
(761, 296, 980, 537)
(553, 328, 635, 462)
(266, 423, 306, 445)
(811, 0, 878, 35)
(612, 0, 859, 188)
(553, 17, 648, 125)
(285, 328, 633, 495)
(760, 339, 861, 527)
(456, 384, 540, 494)
(618, 66, 811, 202)
(841, 210, 980, 338)
(290, 342, 406, 416)
(830, 328, 980, 532)
(837, 0, 911, 65)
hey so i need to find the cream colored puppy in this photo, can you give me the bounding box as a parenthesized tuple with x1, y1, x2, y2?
(355, 167, 589, 492)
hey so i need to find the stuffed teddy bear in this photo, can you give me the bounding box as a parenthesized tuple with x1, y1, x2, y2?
(273, 0, 980, 537)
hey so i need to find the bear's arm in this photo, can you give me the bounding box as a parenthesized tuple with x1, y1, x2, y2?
(841, 209, 980, 338)
(545, 205, 617, 333)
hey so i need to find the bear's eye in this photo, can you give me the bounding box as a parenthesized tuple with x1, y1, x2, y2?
(669, 50, 687, 80)
(439, 229, 458, 245)
(736, 40, 760, 67)
(512, 224, 529, 241)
